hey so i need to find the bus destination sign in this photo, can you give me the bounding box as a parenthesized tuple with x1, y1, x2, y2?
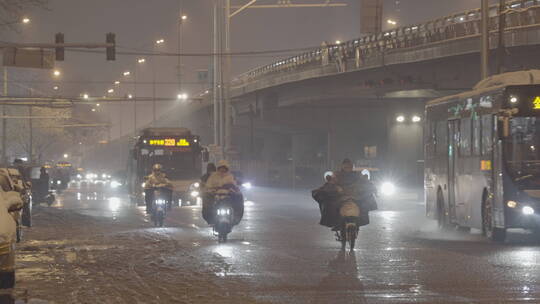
(534, 96, 540, 110)
(148, 138, 191, 147)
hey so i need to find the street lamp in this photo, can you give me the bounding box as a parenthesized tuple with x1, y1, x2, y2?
(82, 93, 89, 100)
(53, 85, 59, 91)
(335, 40, 341, 45)
(181, 14, 188, 21)
(22, 17, 30, 24)
(155, 39, 165, 45)
(412, 115, 422, 123)
(127, 94, 133, 99)
(107, 88, 114, 94)
(123, 71, 131, 76)
(114, 80, 120, 85)
(53, 69, 61, 77)
(63, 153, 69, 158)
(396, 115, 405, 123)
(387, 19, 397, 26)
(137, 58, 146, 64)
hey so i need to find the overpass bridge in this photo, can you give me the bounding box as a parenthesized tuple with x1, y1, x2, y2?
(167, 0, 540, 187)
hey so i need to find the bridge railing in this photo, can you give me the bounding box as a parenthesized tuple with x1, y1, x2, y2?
(232, 0, 540, 87)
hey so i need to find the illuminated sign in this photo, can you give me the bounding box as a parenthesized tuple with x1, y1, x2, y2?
(56, 162, 72, 168)
(481, 160, 492, 171)
(148, 138, 191, 147)
(534, 96, 540, 110)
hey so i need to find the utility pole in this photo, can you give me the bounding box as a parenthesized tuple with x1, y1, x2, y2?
(224, 0, 232, 157)
(497, 0, 506, 74)
(152, 61, 157, 125)
(2, 67, 6, 164)
(481, 0, 490, 79)
(28, 105, 33, 162)
(178, 0, 184, 94)
(134, 69, 138, 136)
(213, 0, 221, 147)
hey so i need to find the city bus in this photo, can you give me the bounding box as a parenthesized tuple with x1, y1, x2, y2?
(425, 73, 540, 242)
(128, 128, 208, 206)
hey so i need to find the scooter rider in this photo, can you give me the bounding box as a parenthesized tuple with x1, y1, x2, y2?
(333, 158, 377, 227)
(203, 160, 244, 225)
(143, 164, 172, 214)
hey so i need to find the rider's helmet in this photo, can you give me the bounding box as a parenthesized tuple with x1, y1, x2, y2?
(152, 163, 163, 174)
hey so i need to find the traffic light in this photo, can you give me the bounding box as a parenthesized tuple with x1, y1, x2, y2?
(106, 33, 116, 61)
(55, 33, 64, 61)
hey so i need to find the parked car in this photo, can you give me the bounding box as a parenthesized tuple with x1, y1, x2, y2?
(7, 168, 32, 229)
(0, 189, 22, 289)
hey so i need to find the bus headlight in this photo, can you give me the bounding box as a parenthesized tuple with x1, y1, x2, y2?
(507, 201, 518, 208)
(522, 206, 535, 215)
(380, 182, 396, 196)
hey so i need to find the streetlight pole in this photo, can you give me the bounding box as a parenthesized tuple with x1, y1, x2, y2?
(213, 0, 220, 146)
(134, 70, 137, 135)
(224, 0, 232, 157)
(497, 0, 506, 74)
(2, 67, 7, 164)
(178, 2, 187, 94)
(481, 0, 490, 79)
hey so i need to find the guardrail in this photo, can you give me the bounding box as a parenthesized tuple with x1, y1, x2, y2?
(232, 0, 540, 87)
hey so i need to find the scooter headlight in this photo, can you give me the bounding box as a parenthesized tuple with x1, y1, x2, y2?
(522, 206, 535, 215)
(242, 182, 252, 189)
(217, 208, 231, 216)
(193, 182, 200, 188)
(380, 181, 396, 196)
(156, 199, 166, 206)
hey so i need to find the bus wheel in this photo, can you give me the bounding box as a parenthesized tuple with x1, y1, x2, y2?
(437, 190, 451, 230)
(482, 196, 506, 242)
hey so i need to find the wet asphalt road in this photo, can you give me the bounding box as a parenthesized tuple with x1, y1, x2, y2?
(45, 184, 540, 303)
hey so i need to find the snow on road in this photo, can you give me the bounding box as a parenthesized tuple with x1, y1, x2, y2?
(10, 205, 261, 304)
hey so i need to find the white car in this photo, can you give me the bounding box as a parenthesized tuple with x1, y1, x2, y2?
(0, 190, 23, 289)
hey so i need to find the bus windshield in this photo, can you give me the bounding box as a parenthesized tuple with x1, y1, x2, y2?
(146, 152, 200, 180)
(504, 117, 540, 188)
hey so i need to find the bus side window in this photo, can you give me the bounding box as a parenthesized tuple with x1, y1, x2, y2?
(460, 118, 472, 156)
(481, 115, 493, 156)
(436, 121, 447, 156)
(473, 114, 481, 156)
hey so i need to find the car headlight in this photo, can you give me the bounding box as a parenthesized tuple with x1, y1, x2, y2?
(522, 206, 535, 215)
(380, 182, 396, 196)
(242, 182, 252, 189)
(191, 191, 200, 198)
(110, 181, 121, 189)
(507, 201, 518, 208)
(193, 182, 200, 188)
(141, 182, 146, 188)
(57, 180, 61, 185)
